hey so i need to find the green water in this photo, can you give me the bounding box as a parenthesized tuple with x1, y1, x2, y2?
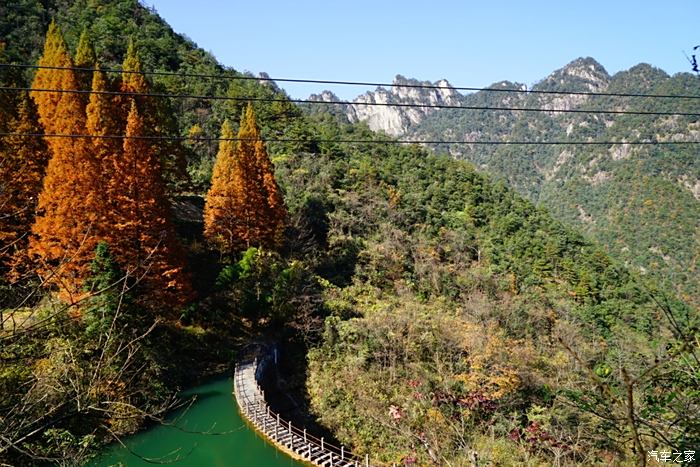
(92, 377, 305, 467)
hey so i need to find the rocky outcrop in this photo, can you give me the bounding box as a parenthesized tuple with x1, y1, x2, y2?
(309, 75, 460, 136)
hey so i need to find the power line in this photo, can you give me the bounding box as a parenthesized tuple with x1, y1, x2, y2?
(3, 62, 700, 100)
(4, 86, 700, 118)
(1, 132, 698, 146)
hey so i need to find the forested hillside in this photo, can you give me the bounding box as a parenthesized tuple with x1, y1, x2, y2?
(317, 58, 700, 305)
(1, 1, 698, 466)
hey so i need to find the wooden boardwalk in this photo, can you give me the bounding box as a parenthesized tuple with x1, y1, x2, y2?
(233, 357, 373, 467)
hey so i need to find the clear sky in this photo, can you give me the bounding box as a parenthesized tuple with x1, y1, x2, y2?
(144, 0, 699, 100)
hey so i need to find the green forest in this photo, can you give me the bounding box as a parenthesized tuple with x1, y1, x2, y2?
(1, 1, 698, 466)
(408, 58, 700, 306)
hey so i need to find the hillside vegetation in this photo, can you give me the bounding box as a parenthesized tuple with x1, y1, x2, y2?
(0, 1, 698, 466)
(313, 59, 700, 305)
(414, 59, 700, 305)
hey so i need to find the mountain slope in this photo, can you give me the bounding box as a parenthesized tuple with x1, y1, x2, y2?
(317, 58, 700, 302)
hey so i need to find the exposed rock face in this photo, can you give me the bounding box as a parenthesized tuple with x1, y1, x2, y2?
(534, 57, 611, 112)
(310, 75, 460, 136)
(308, 90, 341, 103)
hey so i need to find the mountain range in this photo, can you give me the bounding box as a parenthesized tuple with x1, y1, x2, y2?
(310, 58, 700, 303)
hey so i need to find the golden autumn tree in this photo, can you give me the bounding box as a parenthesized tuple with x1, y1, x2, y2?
(0, 94, 50, 276)
(204, 104, 286, 255)
(86, 66, 122, 173)
(30, 20, 73, 135)
(120, 40, 148, 97)
(29, 22, 103, 301)
(119, 41, 187, 189)
(254, 129, 287, 247)
(109, 99, 191, 306)
(73, 28, 97, 108)
(85, 66, 122, 229)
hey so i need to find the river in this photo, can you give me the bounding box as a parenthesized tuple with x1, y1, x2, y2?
(92, 377, 304, 466)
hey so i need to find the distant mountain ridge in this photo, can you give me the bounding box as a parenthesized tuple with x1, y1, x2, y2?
(309, 58, 700, 302)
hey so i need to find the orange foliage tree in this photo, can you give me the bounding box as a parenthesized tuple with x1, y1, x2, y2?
(85, 65, 122, 234)
(20, 23, 191, 307)
(204, 104, 286, 255)
(73, 29, 97, 108)
(109, 100, 192, 306)
(30, 20, 73, 135)
(29, 22, 103, 301)
(119, 41, 186, 189)
(0, 94, 50, 276)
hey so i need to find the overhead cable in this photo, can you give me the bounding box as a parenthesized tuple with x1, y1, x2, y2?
(4, 86, 700, 118)
(3, 62, 700, 100)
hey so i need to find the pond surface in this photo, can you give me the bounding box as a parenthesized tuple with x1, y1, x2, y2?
(92, 377, 305, 467)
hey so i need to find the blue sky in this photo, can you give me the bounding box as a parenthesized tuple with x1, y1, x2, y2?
(145, 0, 700, 100)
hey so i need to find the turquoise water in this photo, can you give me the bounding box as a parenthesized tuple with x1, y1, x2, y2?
(92, 377, 305, 467)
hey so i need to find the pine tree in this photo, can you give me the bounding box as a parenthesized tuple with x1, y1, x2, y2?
(110, 100, 191, 306)
(0, 94, 50, 276)
(29, 22, 102, 301)
(204, 104, 286, 255)
(83, 241, 126, 339)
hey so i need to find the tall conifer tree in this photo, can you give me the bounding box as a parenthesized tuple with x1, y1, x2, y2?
(252, 124, 286, 247)
(74, 29, 97, 108)
(110, 100, 191, 306)
(0, 94, 50, 276)
(29, 22, 102, 301)
(204, 119, 244, 253)
(120, 41, 148, 96)
(85, 66, 122, 230)
(30, 20, 73, 135)
(204, 104, 286, 254)
(119, 41, 187, 188)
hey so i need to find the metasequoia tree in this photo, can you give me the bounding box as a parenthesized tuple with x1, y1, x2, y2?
(73, 29, 97, 108)
(254, 132, 286, 247)
(110, 100, 191, 306)
(204, 104, 286, 254)
(86, 66, 122, 183)
(30, 20, 72, 135)
(29, 23, 102, 301)
(119, 41, 187, 188)
(0, 94, 50, 276)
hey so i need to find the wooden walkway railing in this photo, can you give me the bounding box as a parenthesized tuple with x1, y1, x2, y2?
(233, 357, 374, 467)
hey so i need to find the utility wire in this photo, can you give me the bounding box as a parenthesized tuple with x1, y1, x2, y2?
(4, 86, 700, 118)
(3, 62, 700, 100)
(1, 132, 697, 146)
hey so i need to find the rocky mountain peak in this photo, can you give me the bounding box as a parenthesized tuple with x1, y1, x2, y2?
(535, 57, 611, 93)
(530, 57, 611, 111)
(336, 75, 462, 136)
(308, 90, 340, 102)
